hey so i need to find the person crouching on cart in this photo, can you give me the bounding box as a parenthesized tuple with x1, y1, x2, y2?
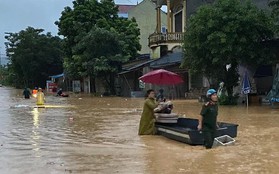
(154, 100, 173, 114)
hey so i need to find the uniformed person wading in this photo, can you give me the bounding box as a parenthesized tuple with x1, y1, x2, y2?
(198, 89, 219, 149)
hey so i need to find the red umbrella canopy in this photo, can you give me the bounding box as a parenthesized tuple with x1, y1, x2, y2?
(139, 69, 184, 85)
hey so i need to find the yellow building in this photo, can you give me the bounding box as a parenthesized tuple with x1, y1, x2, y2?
(149, 0, 270, 59)
(128, 0, 167, 55)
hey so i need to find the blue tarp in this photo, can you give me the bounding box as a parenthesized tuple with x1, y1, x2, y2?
(266, 69, 279, 102)
(50, 73, 64, 79)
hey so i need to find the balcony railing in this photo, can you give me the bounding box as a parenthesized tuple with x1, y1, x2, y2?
(148, 32, 184, 47)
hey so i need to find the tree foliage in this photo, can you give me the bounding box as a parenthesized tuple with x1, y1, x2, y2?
(5, 27, 64, 88)
(182, 0, 276, 97)
(0, 66, 11, 86)
(269, 0, 279, 16)
(65, 27, 127, 94)
(55, 0, 141, 93)
(269, 0, 279, 33)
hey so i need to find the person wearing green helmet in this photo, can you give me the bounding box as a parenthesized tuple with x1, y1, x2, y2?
(198, 88, 219, 149)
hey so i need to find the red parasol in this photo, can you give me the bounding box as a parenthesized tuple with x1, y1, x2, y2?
(139, 69, 184, 85)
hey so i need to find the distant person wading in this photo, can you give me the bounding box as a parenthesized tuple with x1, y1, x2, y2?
(36, 88, 45, 105)
(23, 88, 31, 99)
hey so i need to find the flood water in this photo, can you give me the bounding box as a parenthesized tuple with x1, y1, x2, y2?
(0, 87, 278, 174)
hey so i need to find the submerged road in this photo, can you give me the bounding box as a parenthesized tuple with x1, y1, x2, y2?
(0, 87, 278, 173)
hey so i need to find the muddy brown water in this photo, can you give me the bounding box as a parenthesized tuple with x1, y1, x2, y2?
(0, 87, 278, 174)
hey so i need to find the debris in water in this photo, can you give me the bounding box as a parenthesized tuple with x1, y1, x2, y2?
(46, 162, 55, 165)
(65, 169, 72, 173)
(11, 104, 30, 108)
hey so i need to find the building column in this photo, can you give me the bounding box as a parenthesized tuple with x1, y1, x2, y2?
(167, 0, 171, 33)
(170, 11, 173, 33)
(182, 0, 187, 32)
(156, 6, 161, 33)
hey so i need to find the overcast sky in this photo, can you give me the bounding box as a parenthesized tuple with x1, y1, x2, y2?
(0, 0, 142, 57)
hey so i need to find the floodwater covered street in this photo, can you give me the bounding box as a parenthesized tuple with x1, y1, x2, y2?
(0, 87, 278, 174)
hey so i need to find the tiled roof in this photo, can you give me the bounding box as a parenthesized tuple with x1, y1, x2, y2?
(117, 5, 136, 14)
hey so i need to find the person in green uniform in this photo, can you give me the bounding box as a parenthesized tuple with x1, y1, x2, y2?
(138, 89, 158, 135)
(198, 89, 219, 149)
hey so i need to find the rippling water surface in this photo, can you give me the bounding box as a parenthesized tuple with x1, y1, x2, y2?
(0, 87, 278, 174)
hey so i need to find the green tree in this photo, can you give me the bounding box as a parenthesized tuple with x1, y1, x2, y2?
(5, 27, 64, 88)
(65, 27, 127, 94)
(269, 0, 279, 33)
(269, 0, 279, 16)
(0, 66, 10, 85)
(115, 17, 141, 59)
(55, 0, 141, 94)
(182, 0, 276, 100)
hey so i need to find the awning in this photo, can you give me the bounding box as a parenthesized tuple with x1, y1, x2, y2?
(50, 73, 64, 79)
(118, 59, 155, 75)
(150, 52, 183, 68)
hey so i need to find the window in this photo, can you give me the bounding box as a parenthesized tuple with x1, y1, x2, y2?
(161, 26, 167, 33)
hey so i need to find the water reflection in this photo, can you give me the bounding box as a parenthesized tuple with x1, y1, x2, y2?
(31, 108, 40, 128)
(0, 87, 278, 173)
(31, 108, 41, 156)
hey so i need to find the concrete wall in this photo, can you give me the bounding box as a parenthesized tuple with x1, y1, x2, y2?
(128, 0, 167, 54)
